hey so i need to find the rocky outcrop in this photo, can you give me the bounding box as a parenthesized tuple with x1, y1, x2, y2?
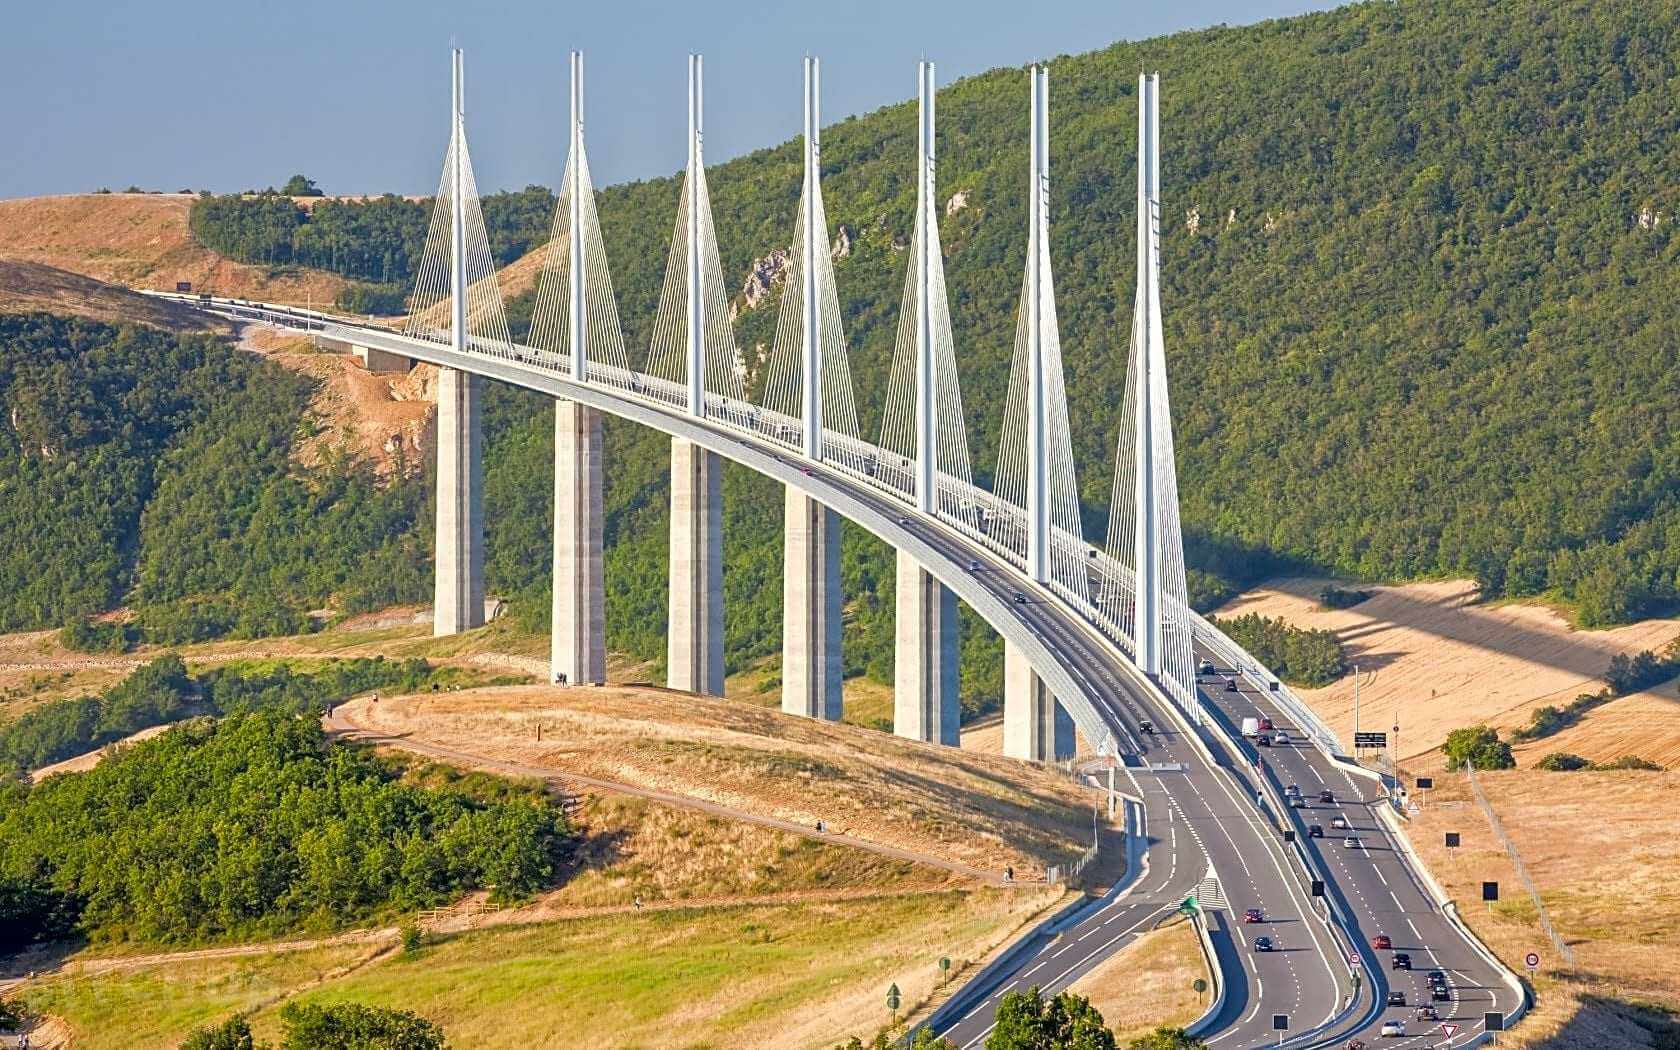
(1185, 206, 1201, 233)
(946, 191, 971, 217)
(740, 248, 791, 312)
(1637, 206, 1664, 230)
(831, 225, 853, 259)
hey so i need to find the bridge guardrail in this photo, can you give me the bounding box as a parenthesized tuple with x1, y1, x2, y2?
(1183, 906, 1227, 1039)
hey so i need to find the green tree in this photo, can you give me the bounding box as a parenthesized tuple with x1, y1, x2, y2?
(282, 174, 323, 197)
(1443, 726, 1515, 771)
(278, 1002, 446, 1049)
(986, 987, 1115, 1050)
(182, 1015, 257, 1050)
(1127, 1029, 1206, 1050)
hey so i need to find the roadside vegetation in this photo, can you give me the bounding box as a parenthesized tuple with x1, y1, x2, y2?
(1209, 612, 1346, 687)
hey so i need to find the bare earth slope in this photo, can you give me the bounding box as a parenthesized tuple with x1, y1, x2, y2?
(1218, 577, 1680, 764)
(0, 260, 226, 331)
(337, 684, 1097, 877)
(0, 193, 347, 302)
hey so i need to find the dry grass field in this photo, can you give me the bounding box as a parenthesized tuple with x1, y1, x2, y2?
(1219, 577, 1680, 765)
(0, 193, 348, 302)
(1404, 767, 1680, 1046)
(0, 259, 227, 330)
(339, 684, 1098, 877)
(1069, 913, 1209, 1042)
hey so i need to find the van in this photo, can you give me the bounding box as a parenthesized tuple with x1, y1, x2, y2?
(1241, 717, 1260, 738)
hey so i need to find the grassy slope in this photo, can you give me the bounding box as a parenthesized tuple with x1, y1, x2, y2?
(1069, 914, 1209, 1043)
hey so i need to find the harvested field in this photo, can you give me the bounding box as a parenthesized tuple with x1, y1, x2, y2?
(1405, 766, 1680, 1044)
(1069, 913, 1208, 1042)
(1218, 577, 1680, 763)
(338, 684, 1098, 876)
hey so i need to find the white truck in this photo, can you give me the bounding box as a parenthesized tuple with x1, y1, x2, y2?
(1241, 716, 1261, 738)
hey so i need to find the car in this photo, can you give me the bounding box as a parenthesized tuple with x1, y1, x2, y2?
(1379, 1020, 1405, 1038)
(1257, 734, 1273, 747)
(1275, 730, 1292, 744)
(1392, 952, 1412, 970)
(1285, 783, 1301, 796)
(1414, 1005, 1439, 1022)
(969, 560, 982, 571)
(1198, 659, 1215, 675)
(1426, 969, 1447, 986)
(1257, 717, 1274, 731)
(897, 516, 911, 526)
(1289, 795, 1305, 808)
(800, 467, 814, 476)
(1225, 680, 1239, 693)
(1319, 790, 1336, 804)
(1253, 936, 1274, 952)
(1386, 991, 1407, 1007)
(1244, 908, 1264, 923)
(1139, 720, 1155, 735)
(1332, 817, 1350, 830)
(1308, 824, 1324, 838)
(1432, 984, 1452, 1002)
(1344, 835, 1361, 848)
(1372, 935, 1393, 950)
(1013, 593, 1029, 604)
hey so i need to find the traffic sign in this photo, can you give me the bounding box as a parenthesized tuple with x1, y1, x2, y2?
(1271, 1014, 1289, 1031)
(1442, 1023, 1459, 1037)
(1354, 732, 1387, 749)
(1482, 881, 1500, 902)
(1347, 951, 1361, 966)
(1445, 832, 1461, 848)
(1415, 776, 1434, 790)
(1484, 1011, 1505, 1031)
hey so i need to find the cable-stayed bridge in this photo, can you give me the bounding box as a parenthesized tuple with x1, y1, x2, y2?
(157, 49, 1527, 1049)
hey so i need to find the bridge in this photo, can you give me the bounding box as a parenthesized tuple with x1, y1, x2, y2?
(160, 49, 1527, 1049)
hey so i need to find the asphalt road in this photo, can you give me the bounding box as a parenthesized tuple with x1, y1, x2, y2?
(182, 298, 1517, 1049)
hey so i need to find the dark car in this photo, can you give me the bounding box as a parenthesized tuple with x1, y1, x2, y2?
(1432, 984, 1451, 1002)
(1426, 969, 1447, 986)
(1308, 824, 1324, 838)
(1257, 734, 1273, 747)
(1319, 790, 1336, 804)
(1013, 593, 1029, 604)
(1392, 952, 1412, 970)
(1414, 1005, 1439, 1023)
(1386, 991, 1407, 1007)
(1225, 680, 1239, 692)
(1139, 720, 1155, 735)
(1254, 936, 1274, 952)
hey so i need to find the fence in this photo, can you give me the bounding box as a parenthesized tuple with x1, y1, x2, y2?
(1463, 764, 1576, 966)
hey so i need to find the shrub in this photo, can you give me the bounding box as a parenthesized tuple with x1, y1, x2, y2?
(401, 923, 423, 955)
(1317, 586, 1373, 610)
(1595, 755, 1662, 771)
(1604, 650, 1676, 696)
(60, 616, 139, 654)
(1534, 752, 1590, 771)
(1443, 726, 1515, 771)
(182, 1015, 256, 1050)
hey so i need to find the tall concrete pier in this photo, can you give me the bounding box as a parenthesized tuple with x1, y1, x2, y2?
(894, 552, 960, 745)
(668, 437, 724, 694)
(781, 490, 842, 720)
(551, 400, 605, 684)
(1003, 641, 1072, 762)
(434, 367, 484, 636)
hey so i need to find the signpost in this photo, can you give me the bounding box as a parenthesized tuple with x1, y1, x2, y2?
(1525, 951, 1540, 980)
(938, 956, 951, 986)
(1445, 832, 1461, 848)
(1192, 977, 1208, 1003)
(1483, 881, 1500, 902)
(886, 982, 900, 1024)
(1271, 1014, 1288, 1046)
(1354, 732, 1387, 750)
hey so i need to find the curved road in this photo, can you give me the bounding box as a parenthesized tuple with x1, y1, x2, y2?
(173, 297, 1521, 1048)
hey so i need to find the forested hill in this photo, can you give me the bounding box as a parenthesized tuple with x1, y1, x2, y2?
(195, 0, 1680, 628)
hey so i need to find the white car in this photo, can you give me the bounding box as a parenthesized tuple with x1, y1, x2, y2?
(1275, 730, 1291, 744)
(1380, 1020, 1405, 1037)
(1332, 816, 1350, 830)
(1343, 836, 1360, 849)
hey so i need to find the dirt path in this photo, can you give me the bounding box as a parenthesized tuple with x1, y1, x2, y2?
(325, 704, 1012, 886)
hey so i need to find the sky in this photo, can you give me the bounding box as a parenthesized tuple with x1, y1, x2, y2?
(0, 0, 1339, 200)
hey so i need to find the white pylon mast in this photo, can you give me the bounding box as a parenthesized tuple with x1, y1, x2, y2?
(1025, 65, 1050, 583)
(1133, 72, 1162, 676)
(913, 61, 936, 514)
(801, 56, 822, 460)
(450, 49, 466, 355)
(685, 54, 705, 417)
(569, 50, 586, 381)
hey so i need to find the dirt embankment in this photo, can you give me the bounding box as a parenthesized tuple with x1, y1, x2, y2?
(0, 193, 348, 303)
(1217, 577, 1680, 766)
(0, 260, 228, 331)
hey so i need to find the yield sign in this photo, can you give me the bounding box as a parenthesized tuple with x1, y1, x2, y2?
(1442, 1024, 1459, 1037)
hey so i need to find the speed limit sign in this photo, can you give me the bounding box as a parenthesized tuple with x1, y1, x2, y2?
(1525, 952, 1539, 967)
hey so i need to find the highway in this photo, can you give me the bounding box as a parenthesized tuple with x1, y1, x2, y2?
(168, 296, 1521, 1048)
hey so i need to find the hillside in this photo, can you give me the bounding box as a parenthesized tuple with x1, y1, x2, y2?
(0, 260, 226, 331)
(0, 193, 349, 302)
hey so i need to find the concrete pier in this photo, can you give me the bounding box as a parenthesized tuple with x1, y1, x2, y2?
(1003, 641, 1073, 762)
(551, 400, 605, 685)
(894, 551, 960, 745)
(668, 437, 724, 694)
(781, 489, 842, 720)
(350, 344, 413, 373)
(433, 366, 484, 636)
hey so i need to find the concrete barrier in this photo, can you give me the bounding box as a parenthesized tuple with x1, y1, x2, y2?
(1183, 907, 1227, 1038)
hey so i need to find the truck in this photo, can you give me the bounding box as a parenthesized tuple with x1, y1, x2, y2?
(1241, 716, 1260, 738)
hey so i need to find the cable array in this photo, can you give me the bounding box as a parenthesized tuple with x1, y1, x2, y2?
(528, 144, 633, 381)
(403, 131, 512, 356)
(643, 163, 747, 413)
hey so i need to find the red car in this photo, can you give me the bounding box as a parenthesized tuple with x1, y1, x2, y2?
(1372, 934, 1392, 950)
(1244, 908, 1264, 923)
(1258, 717, 1274, 731)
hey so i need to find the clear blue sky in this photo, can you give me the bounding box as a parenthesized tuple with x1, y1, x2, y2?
(1, 0, 1338, 199)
